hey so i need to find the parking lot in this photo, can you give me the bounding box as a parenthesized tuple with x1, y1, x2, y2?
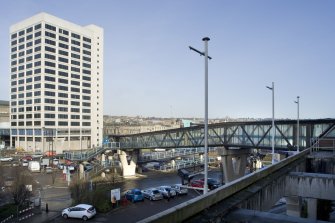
(1, 153, 222, 223)
(53, 183, 201, 223)
(50, 170, 221, 222)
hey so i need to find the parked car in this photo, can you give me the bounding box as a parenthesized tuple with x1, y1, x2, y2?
(199, 178, 222, 190)
(171, 184, 188, 195)
(21, 155, 33, 161)
(157, 186, 176, 198)
(62, 204, 96, 221)
(141, 188, 163, 201)
(28, 161, 41, 172)
(44, 151, 56, 157)
(22, 160, 29, 167)
(83, 162, 93, 172)
(53, 158, 59, 166)
(45, 167, 53, 174)
(125, 188, 144, 202)
(32, 153, 43, 158)
(57, 163, 64, 170)
(0, 157, 13, 162)
(190, 180, 204, 189)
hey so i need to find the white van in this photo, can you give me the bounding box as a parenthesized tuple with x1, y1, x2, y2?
(28, 161, 41, 172)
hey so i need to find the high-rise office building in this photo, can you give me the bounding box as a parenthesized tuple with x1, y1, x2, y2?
(9, 12, 103, 153)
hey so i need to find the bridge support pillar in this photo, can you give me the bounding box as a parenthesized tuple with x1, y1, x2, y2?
(119, 150, 136, 177)
(306, 198, 317, 220)
(79, 163, 84, 179)
(171, 159, 176, 169)
(218, 147, 250, 183)
(101, 154, 106, 166)
(285, 196, 301, 217)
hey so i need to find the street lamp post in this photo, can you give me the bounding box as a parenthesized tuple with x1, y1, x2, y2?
(295, 96, 300, 152)
(189, 37, 211, 195)
(266, 82, 275, 164)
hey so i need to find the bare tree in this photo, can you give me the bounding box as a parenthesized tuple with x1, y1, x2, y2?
(9, 167, 34, 207)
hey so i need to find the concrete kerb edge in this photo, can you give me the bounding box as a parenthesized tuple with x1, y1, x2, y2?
(39, 212, 62, 223)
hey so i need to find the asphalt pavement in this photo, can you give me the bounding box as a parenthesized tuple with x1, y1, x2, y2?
(18, 167, 222, 223)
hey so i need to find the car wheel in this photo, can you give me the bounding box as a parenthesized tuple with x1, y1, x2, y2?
(82, 215, 88, 221)
(63, 214, 68, 219)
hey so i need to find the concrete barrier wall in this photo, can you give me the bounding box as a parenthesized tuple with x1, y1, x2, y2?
(138, 149, 310, 223)
(285, 172, 335, 200)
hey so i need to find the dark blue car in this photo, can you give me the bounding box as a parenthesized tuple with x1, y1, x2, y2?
(125, 188, 144, 203)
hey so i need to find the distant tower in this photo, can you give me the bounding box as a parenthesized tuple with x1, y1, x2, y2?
(9, 12, 103, 153)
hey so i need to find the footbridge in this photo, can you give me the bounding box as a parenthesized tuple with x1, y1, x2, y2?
(65, 119, 335, 178)
(112, 119, 335, 150)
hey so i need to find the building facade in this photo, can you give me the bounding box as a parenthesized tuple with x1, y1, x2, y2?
(10, 13, 103, 153)
(0, 100, 10, 148)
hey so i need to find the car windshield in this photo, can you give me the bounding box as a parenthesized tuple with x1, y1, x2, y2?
(152, 190, 160, 194)
(134, 191, 141, 195)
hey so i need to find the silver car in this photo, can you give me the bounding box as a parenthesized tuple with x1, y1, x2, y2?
(157, 186, 177, 198)
(141, 188, 163, 201)
(171, 184, 188, 195)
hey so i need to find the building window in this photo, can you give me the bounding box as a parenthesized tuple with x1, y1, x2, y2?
(45, 121, 55, 126)
(59, 36, 68, 42)
(45, 46, 55, 53)
(45, 24, 56, 31)
(45, 31, 56, 38)
(71, 33, 80, 39)
(45, 113, 55, 118)
(35, 23, 42, 30)
(59, 121, 68, 126)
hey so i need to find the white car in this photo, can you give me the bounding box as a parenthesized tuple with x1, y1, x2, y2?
(0, 157, 13, 162)
(157, 186, 176, 198)
(62, 204, 96, 221)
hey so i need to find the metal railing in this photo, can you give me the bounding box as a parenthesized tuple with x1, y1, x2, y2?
(154, 157, 217, 171)
(311, 137, 335, 153)
(64, 142, 120, 161)
(85, 160, 121, 179)
(139, 147, 218, 162)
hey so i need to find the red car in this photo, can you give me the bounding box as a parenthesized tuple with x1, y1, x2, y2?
(21, 155, 33, 161)
(190, 180, 204, 189)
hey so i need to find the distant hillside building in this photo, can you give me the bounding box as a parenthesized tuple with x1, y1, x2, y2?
(9, 13, 103, 153)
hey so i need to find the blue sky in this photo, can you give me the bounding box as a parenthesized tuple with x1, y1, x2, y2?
(0, 0, 334, 119)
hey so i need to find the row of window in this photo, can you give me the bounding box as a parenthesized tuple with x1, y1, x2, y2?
(12, 54, 91, 66)
(11, 106, 93, 113)
(11, 72, 92, 83)
(12, 32, 91, 50)
(12, 23, 91, 43)
(11, 78, 92, 88)
(11, 84, 93, 95)
(12, 64, 91, 76)
(12, 92, 90, 100)
(12, 114, 91, 119)
(11, 99, 91, 106)
(11, 121, 91, 127)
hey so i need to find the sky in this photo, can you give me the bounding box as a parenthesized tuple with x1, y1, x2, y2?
(0, 0, 334, 120)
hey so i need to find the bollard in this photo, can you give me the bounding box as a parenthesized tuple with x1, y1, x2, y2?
(46, 203, 49, 213)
